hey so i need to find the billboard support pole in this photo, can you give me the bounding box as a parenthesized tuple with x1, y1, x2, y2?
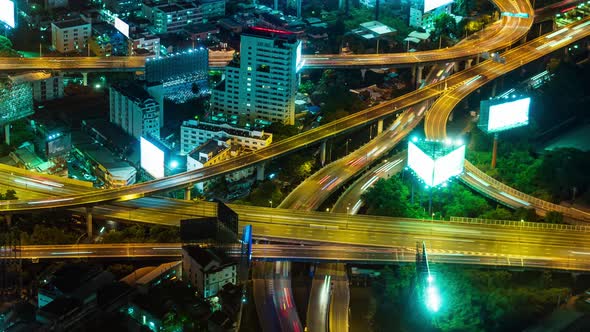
(491, 133, 499, 169)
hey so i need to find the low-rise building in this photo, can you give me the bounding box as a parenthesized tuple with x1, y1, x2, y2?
(51, 18, 91, 53)
(180, 120, 272, 155)
(128, 29, 160, 56)
(182, 246, 237, 298)
(142, 0, 225, 34)
(10, 72, 64, 102)
(109, 81, 162, 140)
(89, 22, 128, 56)
(186, 139, 234, 191)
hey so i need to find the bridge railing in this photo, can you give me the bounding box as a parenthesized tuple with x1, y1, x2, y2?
(449, 216, 590, 232)
(463, 161, 590, 219)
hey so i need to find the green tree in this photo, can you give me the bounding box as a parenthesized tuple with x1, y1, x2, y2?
(544, 211, 563, 224)
(282, 153, 315, 183)
(266, 122, 299, 141)
(0, 36, 19, 57)
(24, 225, 77, 244)
(363, 177, 422, 217)
(480, 206, 516, 220)
(433, 13, 458, 39)
(3, 189, 17, 200)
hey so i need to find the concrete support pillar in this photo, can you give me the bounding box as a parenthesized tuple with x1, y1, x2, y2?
(4, 124, 10, 145)
(416, 65, 424, 89)
(86, 207, 93, 238)
(377, 119, 383, 135)
(274, 0, 278, 10)
(4, 214, 11, 227)
(338, 0, 344, 9)
(411, 65, 417, 84)
(360, 69, 367, 81)
(184, 187, 191, 201)
(475, 54, 480, 65)
(491, 80, 497, 98)
(82, 72, 88, 86)
(256, 164, 265, 181)
(297, 0, 302, 17)
(465, 58, 473, 70)
(298, 72, 302, 86)
(320, 140, 327, 166)
(453, 62, 459, 73)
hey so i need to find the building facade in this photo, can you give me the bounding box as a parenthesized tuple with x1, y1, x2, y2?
(142, 0, 225, 34)
(182, 246, 237, 298)
(51, 18, 91, 53)
(180, 120, 272, 155)
(128, 30, 161, 56)
(210, 27, 302, 125)
(0, 76, 34, 127)
(109, 81, 161, 140)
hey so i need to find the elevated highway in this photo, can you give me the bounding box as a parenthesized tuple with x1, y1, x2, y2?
(0, 0, 532, 72)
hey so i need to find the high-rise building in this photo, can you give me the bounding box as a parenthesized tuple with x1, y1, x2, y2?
(142, 0, 225, 34)
(51, 18, 91, 53)
(210, 27, 303, 126)
(109, 81, 162, 140)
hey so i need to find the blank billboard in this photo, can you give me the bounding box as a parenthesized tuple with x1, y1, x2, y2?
(0, 0, 15, 28)
(408, 141, 465, 187)
(432, 144, 465, 187)
(408, 141, 435, 186)
(140, 137, 164, 178)
(486, 97, 530, 133)
(424, 0, 453, 13)
(114, 17, 129, 38)
(479, 97, 531, 134)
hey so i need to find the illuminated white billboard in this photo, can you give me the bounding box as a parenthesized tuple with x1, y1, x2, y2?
(408, 141, 435, 186)
(114, 17, 129, 38)
(408, 140, 465, 187)
(0, 0, 15, 28)
(141, 137, 164, 178)
(486, 97, 530, 133)
(432, 144, 465, 187)
(424, 0, 454, 13)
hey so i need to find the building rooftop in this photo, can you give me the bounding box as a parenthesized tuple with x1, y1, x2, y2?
(407, 31, 431, 40)
(183, 245, 233, 272)
(242, 26, 298, 43)
(110, 81, 154, 104)
(360, 21, 396, 35)
(52, 18, 90, 29)
(8, 72, 52, 84)
(92, 22, 121, 36)
(184, 22, 219, 34)
(136, 261, 181, 287)
(182, 120, 271, 140)
(188, 139, 228, 162)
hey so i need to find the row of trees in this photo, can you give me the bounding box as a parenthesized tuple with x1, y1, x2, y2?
(366, 265, 570, 332)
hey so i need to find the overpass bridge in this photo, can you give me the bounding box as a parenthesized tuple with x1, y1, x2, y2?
(13, 240, 590, 271)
